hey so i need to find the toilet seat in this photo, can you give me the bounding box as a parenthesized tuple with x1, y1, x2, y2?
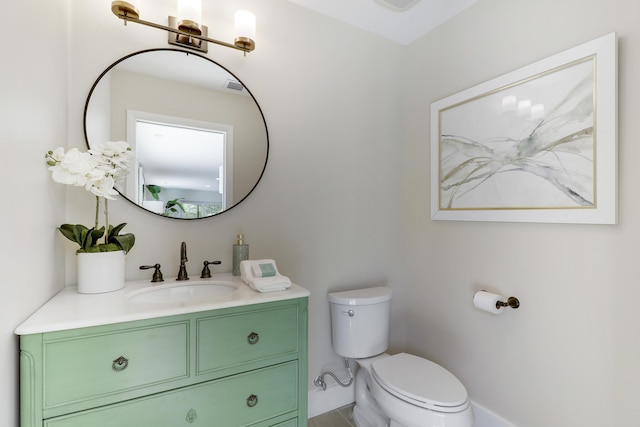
(371, 353, 469, 413)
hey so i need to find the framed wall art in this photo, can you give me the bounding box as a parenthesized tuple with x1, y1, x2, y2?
(430, 33, 617, 224)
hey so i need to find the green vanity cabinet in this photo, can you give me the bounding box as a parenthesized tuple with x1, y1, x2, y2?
(19, 297, 308, 427)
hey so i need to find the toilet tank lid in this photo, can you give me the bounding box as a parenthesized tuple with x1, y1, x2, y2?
(328, 287, 392, 305)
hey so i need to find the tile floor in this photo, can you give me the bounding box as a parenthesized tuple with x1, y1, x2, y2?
(308, 404, 356, 427)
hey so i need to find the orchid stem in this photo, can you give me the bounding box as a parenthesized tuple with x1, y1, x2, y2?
(94, 196, 100, 231)
(104, 198, 109, 244)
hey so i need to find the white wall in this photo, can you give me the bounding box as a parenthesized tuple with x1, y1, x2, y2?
(1, 0, 406, 425)
(0, 1, 69, 425)
(403, 0, 640, 426)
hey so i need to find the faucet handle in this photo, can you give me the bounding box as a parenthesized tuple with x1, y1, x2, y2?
(201, 260, 222, 278)
(140, 264, 164, 282)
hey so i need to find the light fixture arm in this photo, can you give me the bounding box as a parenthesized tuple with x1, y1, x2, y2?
(111, 1, 255, 54)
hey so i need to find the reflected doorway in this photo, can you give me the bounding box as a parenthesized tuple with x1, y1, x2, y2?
(124, 110, 234, 218)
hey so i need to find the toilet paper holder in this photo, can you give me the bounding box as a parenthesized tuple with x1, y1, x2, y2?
(496, 296, 520, 309)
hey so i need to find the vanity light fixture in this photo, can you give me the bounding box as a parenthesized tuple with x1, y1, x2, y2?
(111, 1, 256, 55)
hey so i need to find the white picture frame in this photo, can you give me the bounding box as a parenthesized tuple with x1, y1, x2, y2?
(430, 33, 617, 224)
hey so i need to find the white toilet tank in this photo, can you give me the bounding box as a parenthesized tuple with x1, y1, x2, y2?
(328, 287, 392, 359)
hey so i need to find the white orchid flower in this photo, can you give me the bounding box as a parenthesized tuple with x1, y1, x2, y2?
(45, 141, 135, 254)
(88, 176, 118, 199)
(91, 141, 134, 180)
(48, 147, 65, 162)
(46, 142, 133, 197)
(48, 148, 99, 187)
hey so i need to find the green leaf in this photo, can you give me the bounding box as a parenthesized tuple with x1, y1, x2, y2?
(81, 227, 104, 251)
(57, 223, 134, 254)
(58, 224, 88, 245)
(109, 223, 127, 237)
(164, 198, 185, 216)
(146, 185, 162, 200)
(79, 228, 90, 250)
(113, 233, 135, 254)
(106, 223, 135, 254)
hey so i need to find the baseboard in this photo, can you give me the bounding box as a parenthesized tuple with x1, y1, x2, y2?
(471, 401, 518, 427)
(307, 383, 355, 418)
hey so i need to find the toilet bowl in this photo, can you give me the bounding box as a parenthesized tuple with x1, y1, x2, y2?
(328, 287, 473, 427)
(370, 353, 472, 427)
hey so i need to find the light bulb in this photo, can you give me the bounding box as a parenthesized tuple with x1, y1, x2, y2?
(177, 0, 201, 33)
(234, 10, 256, 42)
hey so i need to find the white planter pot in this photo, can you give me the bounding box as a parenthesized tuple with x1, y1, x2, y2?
(76, 251, 125, 294)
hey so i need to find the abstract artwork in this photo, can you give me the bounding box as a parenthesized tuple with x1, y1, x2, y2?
(430, 33, 617, 224)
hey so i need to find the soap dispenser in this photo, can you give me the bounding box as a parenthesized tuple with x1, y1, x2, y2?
(232, 234, 249, 276)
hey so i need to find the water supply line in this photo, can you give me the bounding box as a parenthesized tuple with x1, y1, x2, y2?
(313, 358, 354, 391)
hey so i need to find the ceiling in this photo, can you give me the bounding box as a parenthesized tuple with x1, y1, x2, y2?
(288, 0, 479, 45)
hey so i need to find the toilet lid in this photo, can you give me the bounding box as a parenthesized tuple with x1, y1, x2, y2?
(371, 353, 469, 413)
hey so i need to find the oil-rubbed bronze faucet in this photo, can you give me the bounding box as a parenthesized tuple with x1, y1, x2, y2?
(139, 264, 164, 282)
(177, 241, 189, 281)
(201, 260, 222, 278)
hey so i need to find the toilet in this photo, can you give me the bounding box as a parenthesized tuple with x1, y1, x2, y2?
(328, 287, 474, 427)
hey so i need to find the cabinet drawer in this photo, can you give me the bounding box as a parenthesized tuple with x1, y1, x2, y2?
(44, 321, 189, 409)
(45, 361, 298, 427)
(197, 305, 298, 374)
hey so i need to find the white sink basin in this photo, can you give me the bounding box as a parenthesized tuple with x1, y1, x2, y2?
(128, 281, 238, 304)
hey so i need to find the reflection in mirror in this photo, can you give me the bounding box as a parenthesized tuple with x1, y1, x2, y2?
(127, 110, 232, 217)
(84, 49, 268, 219)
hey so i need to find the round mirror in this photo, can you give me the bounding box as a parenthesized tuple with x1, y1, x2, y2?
(84, 49, 268, 219)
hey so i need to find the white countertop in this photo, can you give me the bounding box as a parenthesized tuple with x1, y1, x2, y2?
(15, 273, 310, 335)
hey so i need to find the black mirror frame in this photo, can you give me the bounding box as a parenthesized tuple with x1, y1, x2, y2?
(83, 48, 269, 220)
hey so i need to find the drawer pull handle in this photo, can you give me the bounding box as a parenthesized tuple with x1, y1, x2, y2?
(112, 356, 129, 372)
(247, 332, 260, 344)
(246, 394, 259, 407)
(185, 408, 197, 423)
